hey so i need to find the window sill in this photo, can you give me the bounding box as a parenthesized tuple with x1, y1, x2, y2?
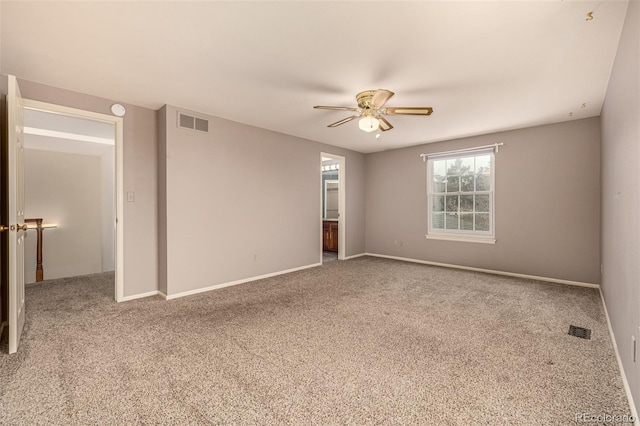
(425, 234, 496, 244)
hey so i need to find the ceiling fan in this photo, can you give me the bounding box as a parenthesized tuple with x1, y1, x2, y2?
(313, 89, 433, 133)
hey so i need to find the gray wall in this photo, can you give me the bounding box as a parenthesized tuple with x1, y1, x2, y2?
(365, 117, 601, 284)
(24, 149, 109, 282)
(601, 0, 639, 415)
(100, 148, 115, 272)
(14, 78, 159, 298)
(159, 105, 365, 297)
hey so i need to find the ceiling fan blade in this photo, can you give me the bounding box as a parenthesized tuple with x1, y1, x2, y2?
(371, 89, 395, 109)
(314, 106, 360, 112)
(385, 107, 433, 116)
(378, 116, 394, 131)
(328, 115, 360, 128)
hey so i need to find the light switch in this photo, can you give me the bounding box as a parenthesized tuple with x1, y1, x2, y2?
(127, 191, 135, 202)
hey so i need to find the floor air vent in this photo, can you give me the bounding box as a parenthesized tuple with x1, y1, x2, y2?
(178, 111, 209, 133)
(568, 325, 591, 340)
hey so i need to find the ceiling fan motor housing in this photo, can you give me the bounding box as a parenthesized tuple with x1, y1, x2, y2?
(356, 90, 378, 110)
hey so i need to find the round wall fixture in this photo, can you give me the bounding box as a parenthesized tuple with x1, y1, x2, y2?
(110, 103, 126, 117)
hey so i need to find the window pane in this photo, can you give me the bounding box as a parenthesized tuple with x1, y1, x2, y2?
(445, 195, 458, 212)
(446, 176, 459, 192)
(432, 176, 446, 193)
(433, 160, 446, 177)
(460, 157, 474, 175)
(445, 213, 458, 230)
(475, 213, 490, 231)
(460, 195, 473, 212)
(475, 155, 491, 174)
(475, 174, 490, 191)
(446, 159, 460, 175)
(432, 212, 445, 229)
(432, 195, 444, 212)
(460, 175, 474, 192)
(459, 213, 474, 230)
(475, 155, 491, 191)
(475, 194, 490, 212)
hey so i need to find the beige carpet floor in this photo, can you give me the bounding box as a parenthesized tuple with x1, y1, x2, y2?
(0, 257, 632, 425)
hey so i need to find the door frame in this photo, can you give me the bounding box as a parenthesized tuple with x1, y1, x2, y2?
(320, 153, 346, 262)
(22, 99, 125, 302)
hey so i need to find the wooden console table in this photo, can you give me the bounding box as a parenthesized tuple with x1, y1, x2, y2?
(25, 218, 58, 282)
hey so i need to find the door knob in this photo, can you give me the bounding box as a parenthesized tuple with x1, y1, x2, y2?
(11, 224, 28, 231)
(0, 225, 8, 232)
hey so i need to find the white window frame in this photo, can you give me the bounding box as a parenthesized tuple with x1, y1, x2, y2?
(426, 148, 496, 244)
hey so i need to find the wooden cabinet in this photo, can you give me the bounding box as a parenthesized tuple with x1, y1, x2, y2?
(323, 221, 338, 252)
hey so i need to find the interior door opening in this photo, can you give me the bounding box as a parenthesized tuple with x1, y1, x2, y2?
(21, 99, 124, 303)
(320, 153, 346, 263)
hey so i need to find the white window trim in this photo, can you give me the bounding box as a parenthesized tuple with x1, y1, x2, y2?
(426, 149, 496, 243)
(425, 234, 496, 244)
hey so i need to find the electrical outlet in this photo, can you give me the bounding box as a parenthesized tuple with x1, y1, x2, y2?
(393, 240, 398, 246)
(127, 191, 135, 202)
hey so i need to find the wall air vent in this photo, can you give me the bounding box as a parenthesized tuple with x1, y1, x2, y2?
(177, 111, 209, 133)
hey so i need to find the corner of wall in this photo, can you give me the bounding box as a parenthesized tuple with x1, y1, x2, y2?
(157, 106, 168, 295)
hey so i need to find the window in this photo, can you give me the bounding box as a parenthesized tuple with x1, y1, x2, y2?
(427, 148, 495, 243)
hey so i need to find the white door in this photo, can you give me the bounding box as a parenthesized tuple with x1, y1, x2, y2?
(7, 75, 26, 354)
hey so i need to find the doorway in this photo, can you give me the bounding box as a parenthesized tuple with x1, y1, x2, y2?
(320, 153, 345, 263)
(21, 100, 124, 301)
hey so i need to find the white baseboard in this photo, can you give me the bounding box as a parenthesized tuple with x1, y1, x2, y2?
(364, 253, 599, 288)
(599, 289, 639, 425)
(120, 290, 160, 302)
(343, 253, 366, 260)
(164, 262, 322, 300)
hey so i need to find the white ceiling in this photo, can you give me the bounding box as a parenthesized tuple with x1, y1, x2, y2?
(1, 1, 629, 153)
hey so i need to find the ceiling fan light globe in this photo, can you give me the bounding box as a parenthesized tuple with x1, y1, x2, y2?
(359, 116, 380, 132)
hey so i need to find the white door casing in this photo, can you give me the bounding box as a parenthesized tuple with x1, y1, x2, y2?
(8, 75, 26, 354)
